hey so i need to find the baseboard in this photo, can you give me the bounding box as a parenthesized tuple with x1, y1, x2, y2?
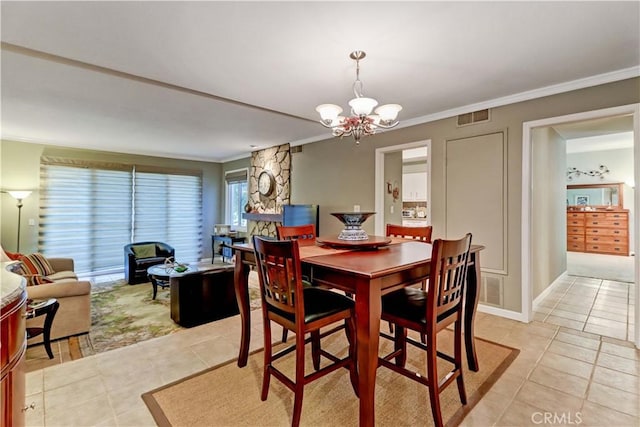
(532, 272, 568, 311)
(477, 304, 527, 322)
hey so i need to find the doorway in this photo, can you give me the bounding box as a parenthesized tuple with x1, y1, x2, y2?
(522, 104, 639, 347)
(374, 140, 431, 235)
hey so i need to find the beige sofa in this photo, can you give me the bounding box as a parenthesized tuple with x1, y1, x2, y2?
(25, 257, 91, 344)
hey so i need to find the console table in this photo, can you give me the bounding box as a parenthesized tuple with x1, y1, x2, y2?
(211, 235, 246, 263)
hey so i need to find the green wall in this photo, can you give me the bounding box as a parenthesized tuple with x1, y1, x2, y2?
(0, 141, 224, 259)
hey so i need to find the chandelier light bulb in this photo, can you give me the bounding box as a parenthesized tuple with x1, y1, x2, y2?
(315, 104, 343, 122)
(348, 97, 378, 116)
(374, 104, 402, 122)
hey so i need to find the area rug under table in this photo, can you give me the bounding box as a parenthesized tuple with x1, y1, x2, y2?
(142, 331, 519, 427)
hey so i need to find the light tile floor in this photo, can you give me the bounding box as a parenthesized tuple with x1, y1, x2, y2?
(533, 275, 635, 342)
(24, 274, 639, 426)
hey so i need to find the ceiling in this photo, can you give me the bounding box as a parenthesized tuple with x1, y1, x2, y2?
(1, 2, 639, 162)
(555, 115, 635, 154)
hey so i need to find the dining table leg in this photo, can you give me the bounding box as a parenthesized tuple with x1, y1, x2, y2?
(464, 250, 481, 372)
(234, 249, 252, 367)
(356, 279, 381, 427)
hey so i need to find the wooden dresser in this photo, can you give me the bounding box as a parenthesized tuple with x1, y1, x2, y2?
(567, 209, 629, 256)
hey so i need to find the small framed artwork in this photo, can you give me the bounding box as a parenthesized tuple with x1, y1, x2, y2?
(575, 195, 589, 206)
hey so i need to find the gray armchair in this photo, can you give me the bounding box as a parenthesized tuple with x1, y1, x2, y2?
(124, 241, 175, 284)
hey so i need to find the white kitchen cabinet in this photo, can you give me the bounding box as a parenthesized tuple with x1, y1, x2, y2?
(402, 172, 427, 201)
(402, 218, 429, 227)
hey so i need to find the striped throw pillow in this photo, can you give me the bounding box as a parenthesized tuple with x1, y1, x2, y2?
(24, 274, 54, 286)
(19, 253, 55, 276)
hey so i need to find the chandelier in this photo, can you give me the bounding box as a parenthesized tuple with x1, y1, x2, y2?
(316, 51, 402, 144)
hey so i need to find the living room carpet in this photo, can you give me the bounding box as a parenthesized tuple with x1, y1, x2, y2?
(81, 279, 183, 355)
(142, 331, 519, 427)
(73, 271, 262, 357)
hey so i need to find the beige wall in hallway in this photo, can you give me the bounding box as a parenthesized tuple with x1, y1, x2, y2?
(531, 127, 567, 299)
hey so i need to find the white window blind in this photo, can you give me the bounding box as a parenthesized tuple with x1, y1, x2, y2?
(133, 170, 202, 262)
(40, 164, 133, 273)
(40, 160, 203, 274)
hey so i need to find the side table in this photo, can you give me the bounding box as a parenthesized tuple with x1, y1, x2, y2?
(26, 298, 60, 359)
(147, 265, 174, 300)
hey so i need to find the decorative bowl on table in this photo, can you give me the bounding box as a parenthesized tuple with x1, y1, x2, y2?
(330, 212, 376, 241)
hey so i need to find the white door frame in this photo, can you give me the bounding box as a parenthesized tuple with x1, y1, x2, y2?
(521, 103, 640, 348)
(374, 140, 432, 235)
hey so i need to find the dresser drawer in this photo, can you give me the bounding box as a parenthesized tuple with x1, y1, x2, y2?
(586, 235, 627, 245)
(567, 235, 584, 243)
(585, 228, 628, 237)
(567, 226, 584, 235)
(567, 241, 585, 252)
(585, 218, 628, 228)
(586, 243, 628, 255)
(585, 212, 606, 220)
(605, 212, 628, 220)
(567, 218, 585, 227)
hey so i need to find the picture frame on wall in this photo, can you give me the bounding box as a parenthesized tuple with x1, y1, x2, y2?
(575, 195, 589, 206)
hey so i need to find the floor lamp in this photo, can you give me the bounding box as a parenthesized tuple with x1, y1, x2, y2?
(7, 190, 32, 253)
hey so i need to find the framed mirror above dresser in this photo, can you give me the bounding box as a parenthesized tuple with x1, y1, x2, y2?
(566, 182, 629, 256)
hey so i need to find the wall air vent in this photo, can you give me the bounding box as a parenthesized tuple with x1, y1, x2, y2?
(457, 109, 491, 127)
(290, 145, 303, 154)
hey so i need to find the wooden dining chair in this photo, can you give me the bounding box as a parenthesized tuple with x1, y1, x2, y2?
(385, 223, 433, 338)
(386, 223, 433, 244)
(252, 236, 358, 427)
(378, 233, 472, 427)
(276, 224, 317, 342)
(276, 224, 317, 246)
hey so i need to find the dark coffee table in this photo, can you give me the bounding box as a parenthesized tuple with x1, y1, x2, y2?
(147, 262, 238, 327)
(26, 298, 60, 359)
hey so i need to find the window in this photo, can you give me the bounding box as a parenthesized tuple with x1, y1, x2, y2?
(40, 159, 202, 274)
(225, 168, 248, 231)
(40, 164, 132, 273)
(133, 168, 202, 263)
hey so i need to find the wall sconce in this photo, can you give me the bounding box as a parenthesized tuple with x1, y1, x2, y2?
(386, 181, 399, 202)
(6, 190, 32, 252)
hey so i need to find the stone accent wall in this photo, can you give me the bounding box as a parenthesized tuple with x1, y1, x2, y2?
(247, 143, 290, 237)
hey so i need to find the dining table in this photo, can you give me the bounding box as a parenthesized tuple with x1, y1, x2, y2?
(231, 237, 484, 427)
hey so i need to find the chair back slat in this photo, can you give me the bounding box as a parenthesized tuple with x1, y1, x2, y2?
(386, 224, 433, 243)
(277, 224, 317, 246)
(253, 236, 304, 316)
(429, 234, 472, 321)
